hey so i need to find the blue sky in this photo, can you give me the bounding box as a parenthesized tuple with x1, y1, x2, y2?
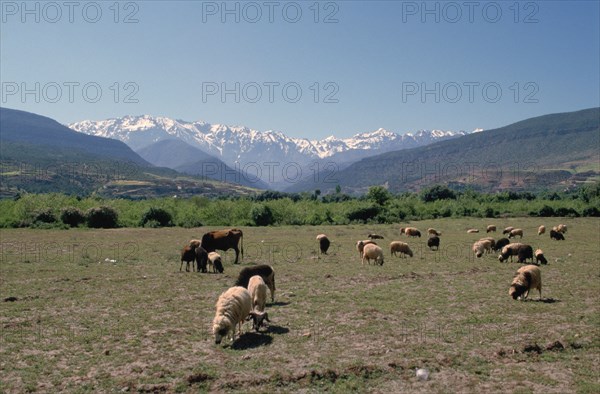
(1, 1, 599, 139)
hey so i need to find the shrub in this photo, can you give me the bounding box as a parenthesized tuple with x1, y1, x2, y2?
(250, 204, 275, 226)
(60, 207, 86, 227)
(33, 209, 56, 224)
(421, 185, 457, 202)
(346, 205, 380, 223)
(367, 186, 391, 206)
(87, 206, 119, 228)
(536, 205, 555, 217)
(140, 207, 173, 227)
(582, 206, 600, 217)
(554, 207, 580, 217)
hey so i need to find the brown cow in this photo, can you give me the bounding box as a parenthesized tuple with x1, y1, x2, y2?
(201, 228, 244, 264)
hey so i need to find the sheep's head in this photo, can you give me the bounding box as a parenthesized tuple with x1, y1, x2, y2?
(214, 258, 224, 273)
(509, 284, 527, 300)
(248, 311, 270, 331)
(213, 317, 230, 344)
(214, 326, 228, 344)
(498, 254, 506, 262)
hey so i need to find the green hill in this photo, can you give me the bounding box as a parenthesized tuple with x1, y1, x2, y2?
(286, 108, 600, 194)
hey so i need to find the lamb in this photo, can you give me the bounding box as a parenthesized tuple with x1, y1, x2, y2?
(427, 228, 442, 236)
(180, 245, 196, 272)
(509, 265, 542, 300)
(535, 249, 548, 265)
(189, 239, 202, 249)
(316, 234, 330, 254)
(356, 240, 377, 257)
(508, 228, 524, 239)
(538, 225, 546, 235)
(486, 225, 497, 233)
(368, 233, 384, 239)
(234, 264, 276, 302)
(208, 252, 224, 273)
(403, 227, 421, 237)
(362, 243, 384, 265)
(195, 246, 208, 273)
(467, 229, 479, 233)
(550, 229, 565, 240)
(427, 235, 440, 251)
(479, 237, 496, 251)
(212, 286, 252, 344)
(247, 275, 270, 331)
(502, 226, 515, 235)
(472, 240, 492, 258)
(390, 241, 413, 257)
(493, 237, 511, 252)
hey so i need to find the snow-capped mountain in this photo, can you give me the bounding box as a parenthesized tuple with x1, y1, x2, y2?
(69, 115, 471, 172)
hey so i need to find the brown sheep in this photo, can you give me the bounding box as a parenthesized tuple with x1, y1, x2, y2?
(502, 226, 515, 235)
(472, 240, 492, 258)
(493, 237, 511, 252)
(390, 241, 413, 258)
(486, 225, 497, 233)
(498, 243, 525, 263)
(180, 245, 196, 272)
(316, 234, 330, 255)
(404, 227, 421, 237)
(427, 228, 442, 236)
(555, 224, 567, 233)
(189, 239, 202, 249)
(427, 235, 440, 251)
(535, 249, 548, 265)
(550, 229, 565, 241)
(508, 228, 523, 239)
(368, 233, 385, 239)
(538, 225, 546, 235)
(509, 265, 542, 300)
(479, 237, 496, 251)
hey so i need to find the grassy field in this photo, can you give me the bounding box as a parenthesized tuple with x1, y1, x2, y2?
(1, 217, 598, 393)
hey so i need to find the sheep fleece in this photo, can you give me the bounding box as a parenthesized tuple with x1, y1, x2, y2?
(212, 286, 252, 342)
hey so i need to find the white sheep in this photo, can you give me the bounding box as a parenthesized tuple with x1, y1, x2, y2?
(538, 225, 546, 235)
(362, 243, 384, 266)
(467, 228, 480, 233)
(390, 241, 413, 258)
(486, 225, 497, 233)
(509, 265, 542, 300)
(478, 237, 496, 252)
(247, 275, 270, 331)
(472, 240, 492, 258)
(208, 251, 224, 273)
(508, 228, 524, 239)
(212, 286, 252, 344)
(502, 226, 515, 235)
(556, 224, 568, 234)
(356, 240, 377, 257)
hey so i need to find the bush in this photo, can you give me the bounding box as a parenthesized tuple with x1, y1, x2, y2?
(250, 204, 275, 226)
(140, 207, 173, 227)
(554, 207, 580, 217)
(33, 209, 56, 224)
(346, 205, 380, 223)
(60, 207, 86, 227)
(87, 206, 119, 228)
(582, 206, 600, 217)
(421, 185, 457, 202)
(536, 205, 555, 217)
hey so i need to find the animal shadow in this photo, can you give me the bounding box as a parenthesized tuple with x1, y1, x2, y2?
(231, 332, 273, 350)
(269, 301, 290, 307)
(535, 298, 561, 304)
(265, 325, 289, 335)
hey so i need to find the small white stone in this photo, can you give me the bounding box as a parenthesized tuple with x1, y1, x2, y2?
(416, 368, 429, 381)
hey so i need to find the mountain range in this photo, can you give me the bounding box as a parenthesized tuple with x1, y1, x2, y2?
(68, 116, 469, 189)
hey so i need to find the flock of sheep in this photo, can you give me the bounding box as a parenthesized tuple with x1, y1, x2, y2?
(180, 222, 568, 345)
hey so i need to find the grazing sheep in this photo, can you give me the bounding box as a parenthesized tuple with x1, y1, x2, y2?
(316, 234, 330, 255)
(195, 246, 208, 273)
(247, 275, 270, 331)
(472, 240, 492, 258)
(362, 243, 384, 265)
(498, 243, 525, 263)
(208, 252, 224, 273)
(356, 240, 377, 257)
(556, 224, 568, 233)
(180, 245, 196, 272)
(427, 228, 442, 236)
(479, 237, 496, 251)
(538, 225, 546, 235)
(390, 241, 413, 257)
(508, 228, 524, 239)
(509, 265, 542, 300)
(550, 229, 565, 240)
(212, 286, 252, 344)
(404, 227, 421, 237)
(516, 244, 534, 264)
(535, 249, 548, 265)
(368, 233, 385, 239)
(502, 226, 515, 235)
(486, 225, 497, 233)
(467, 229, 479, 234)
(189, 239, 202, 249)
(493, 237, 511, 252)
(427, 236, 440, 251)
(234, 265, 276, 302)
